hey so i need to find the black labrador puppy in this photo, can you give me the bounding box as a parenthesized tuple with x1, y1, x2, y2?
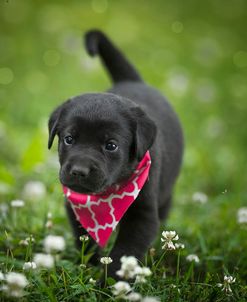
(48, 30, 183, 277)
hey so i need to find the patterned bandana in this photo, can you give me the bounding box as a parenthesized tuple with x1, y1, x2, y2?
(63, 151, 151, 247)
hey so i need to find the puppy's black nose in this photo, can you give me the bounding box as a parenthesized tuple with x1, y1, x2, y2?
(70, 165, 90, 178)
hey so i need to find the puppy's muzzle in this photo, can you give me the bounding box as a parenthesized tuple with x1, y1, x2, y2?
(60, 157, 107, 193)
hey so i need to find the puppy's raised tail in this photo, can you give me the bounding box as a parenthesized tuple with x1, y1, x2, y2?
(84, 30, 143, 84)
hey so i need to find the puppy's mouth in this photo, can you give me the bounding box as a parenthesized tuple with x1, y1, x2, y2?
(59, 170, 108, 194)
(63, 182, 107, 194)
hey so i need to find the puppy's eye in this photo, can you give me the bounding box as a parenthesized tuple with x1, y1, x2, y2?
(105, 141, 118, 152)
(64, 135, 74, 145)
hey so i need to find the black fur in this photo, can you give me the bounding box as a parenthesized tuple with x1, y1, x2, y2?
(48, 30, 184, 277)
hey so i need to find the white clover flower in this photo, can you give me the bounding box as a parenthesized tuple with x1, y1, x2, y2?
(141, 267, 152, 277)
(4, 272, 28, 297)
(224, 275, 236, 284)
(116, 255, 152, 283)
(135, 267, 152, 283)
(10, 200, 25, 208)
(125, 292, 142, 301)
(161, 231, 179, 250)
(135, 266, 152, 277)
(186, 254, 200, 263)
(121, 256, 138, 270)
(112, 281, 131, 297)
(89, 277, 96, 285)
(45, 212, 53, 229)
(175, 243, 185, 250)
(26, 235, 35, 243)
(43, 235, 65, 253)
(19, 236, 35, 247)
(117, 256, 139, 279)
(45, 220, 53, 229)
(142, 296, 161, 302)
(192, 192, 208, 204)
(34, 253, 54, 268)
(149, 248, 156, 256)
(23, 262, 37, 271)
(116, 269, 124, 278)
(217, 275, 236, 294)
(19, 239, 29, 246)
(23, 181, 46, 200)
(135, 275, 147, 283)
(79, 235, 89, 242)
(237, 207, 247, 224)
(100, 257, 113, 265)
(0, 271, 4, 281)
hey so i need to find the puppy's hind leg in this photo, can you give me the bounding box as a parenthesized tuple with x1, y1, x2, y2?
(65, 201, 100, 265)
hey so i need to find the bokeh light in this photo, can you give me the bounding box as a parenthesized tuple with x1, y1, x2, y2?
(0, 67, 14, 85)
(233, 51, 247, 68)
(91, 0, 108, 14)
(171, 21, 184, 34)
(25, 71, 48, 94)
(43, 50, 61, 67)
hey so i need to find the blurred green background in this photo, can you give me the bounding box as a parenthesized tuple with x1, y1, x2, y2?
(0, 1, 247, 298)
(0, 0, 247, 226)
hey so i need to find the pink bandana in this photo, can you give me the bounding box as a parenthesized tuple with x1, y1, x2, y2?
(63, 151, 151, 247)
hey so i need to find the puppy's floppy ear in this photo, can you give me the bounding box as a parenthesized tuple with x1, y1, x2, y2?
(48, 100, 71, 149)
(131, 106, 157, 160)
(48, 106, 61, 149)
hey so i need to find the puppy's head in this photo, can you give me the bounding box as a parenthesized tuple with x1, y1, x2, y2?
(48, 93, 156, 194)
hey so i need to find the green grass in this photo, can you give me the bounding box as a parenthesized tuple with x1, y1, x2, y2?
(0, 0, 247, 301)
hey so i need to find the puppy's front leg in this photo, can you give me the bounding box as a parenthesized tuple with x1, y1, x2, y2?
(65, 201, 100, 264)
(108, 193, 159, 278)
